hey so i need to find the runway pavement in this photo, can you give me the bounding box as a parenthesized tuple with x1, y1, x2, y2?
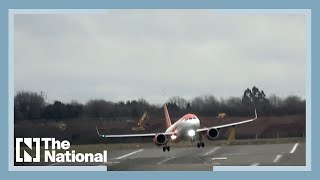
(50, 142, 306, 171)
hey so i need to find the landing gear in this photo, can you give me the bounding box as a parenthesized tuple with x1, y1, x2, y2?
(197, 142, 205, 148)
(163, 145, 170, 152)
(197, 133, 204, 148)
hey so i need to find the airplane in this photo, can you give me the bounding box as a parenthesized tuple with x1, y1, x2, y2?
(96, 104, 258, 152)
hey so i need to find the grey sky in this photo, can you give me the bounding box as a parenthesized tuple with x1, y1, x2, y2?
(14, 10, 307, 104)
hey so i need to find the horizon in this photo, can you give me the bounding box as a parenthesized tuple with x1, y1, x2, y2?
(14, 89, 305, 106)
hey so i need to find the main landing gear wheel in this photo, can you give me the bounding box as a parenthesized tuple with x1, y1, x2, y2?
(197, 142, 205, 148)
(163, 145, 170, 152)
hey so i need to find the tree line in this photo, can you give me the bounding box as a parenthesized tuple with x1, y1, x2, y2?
(14, 86, 305, 122)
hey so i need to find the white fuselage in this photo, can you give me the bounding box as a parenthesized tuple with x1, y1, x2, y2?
(165, 114, 200, 142)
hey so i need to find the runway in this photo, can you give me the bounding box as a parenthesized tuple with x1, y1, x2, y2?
(50, 142, 306, 171)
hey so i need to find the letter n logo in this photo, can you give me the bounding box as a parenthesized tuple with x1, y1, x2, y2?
(15, 138, 40, 163)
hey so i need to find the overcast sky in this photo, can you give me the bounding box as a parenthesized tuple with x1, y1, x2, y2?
(14, 10, 307, 104)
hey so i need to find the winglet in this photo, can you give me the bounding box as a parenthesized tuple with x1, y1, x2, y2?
(254, 108, 258, 119)
(96, 126, 102, 137)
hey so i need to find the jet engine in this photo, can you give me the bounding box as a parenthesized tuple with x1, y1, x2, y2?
(153, 133, 168, 146)
(206, 128, 219, 140)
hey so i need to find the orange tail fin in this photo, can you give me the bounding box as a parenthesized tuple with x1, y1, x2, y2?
(164, 104, 172, 128)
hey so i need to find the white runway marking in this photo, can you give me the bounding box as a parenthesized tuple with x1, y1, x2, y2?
(212, 163, 221, 165)
(114, 149, 144, 160)
(157, 156, 176, 164)
(203, 146, 221, 156)
(273, 155, 283, 163)
(212, 157, 228, 160)
(221, 153, 249, 156)
(250, 163, 260, 166)
(290, 143, 299, 154)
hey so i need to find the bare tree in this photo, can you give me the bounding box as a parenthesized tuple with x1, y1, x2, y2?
(269, 94, 283, 107)
(84, 99, 113, 118)
(167, 96, 188, 109)
(14, 91, 46, 121)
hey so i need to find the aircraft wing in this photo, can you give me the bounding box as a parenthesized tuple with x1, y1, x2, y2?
(197, 109, 258, 132)
(96, 126, 174, 138)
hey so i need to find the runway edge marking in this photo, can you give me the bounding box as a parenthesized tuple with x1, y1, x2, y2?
(290, 143, 299, 154)
(114, 149, 144, 160)
(212, 157, 228, 160)
(250, 163, 260, 166)
(157, 156, 176, 165)
(203, 146, 221, 156)
(273, 155, 283, 163)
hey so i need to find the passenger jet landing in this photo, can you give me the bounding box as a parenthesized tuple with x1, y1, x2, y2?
(96, 105, 257, 152)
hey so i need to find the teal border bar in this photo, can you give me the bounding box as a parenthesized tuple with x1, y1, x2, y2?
(0, 0, 318, 179)
(8, 9, 312, 172)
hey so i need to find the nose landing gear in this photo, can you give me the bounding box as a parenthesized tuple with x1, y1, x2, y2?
(197, 142, 205, 148)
